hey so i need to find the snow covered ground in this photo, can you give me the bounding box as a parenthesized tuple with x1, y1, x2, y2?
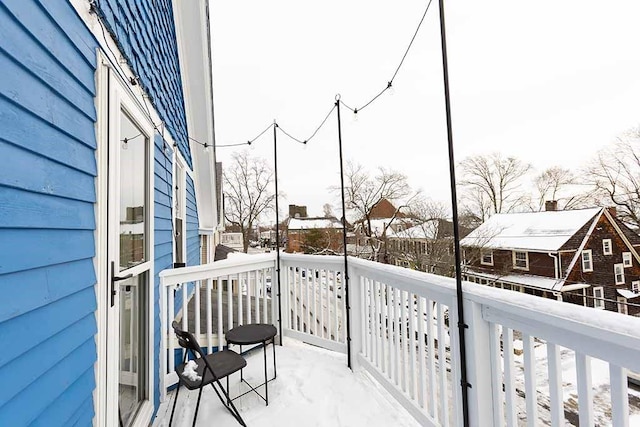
(153, 338, 420, 427)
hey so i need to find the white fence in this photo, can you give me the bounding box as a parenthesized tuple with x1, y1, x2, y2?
(159, 252, 640, 426)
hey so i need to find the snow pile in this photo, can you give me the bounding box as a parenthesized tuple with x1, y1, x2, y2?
(154, 338, 420, 427)
(182, 360, 201, 382)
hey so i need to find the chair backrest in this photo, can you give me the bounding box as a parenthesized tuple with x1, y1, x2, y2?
(171, 321, 205, 359)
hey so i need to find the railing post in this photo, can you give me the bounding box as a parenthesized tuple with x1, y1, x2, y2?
(159, 277, 167, 402)
(348, 263, 362, 371)
(462, 297, 495, 426)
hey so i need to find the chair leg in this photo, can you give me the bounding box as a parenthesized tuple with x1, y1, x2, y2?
(192, 386, 204, 427)
(272, 338, 277, 379)
(169, 381, 182, 427)
(210, 380, 247, 426)
(263, 341, 269, 406)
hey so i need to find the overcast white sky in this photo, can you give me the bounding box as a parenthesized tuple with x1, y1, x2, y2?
(210, 0, 640, 221)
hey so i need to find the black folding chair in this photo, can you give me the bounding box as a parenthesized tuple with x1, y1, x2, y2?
(169, 321, 247, 427)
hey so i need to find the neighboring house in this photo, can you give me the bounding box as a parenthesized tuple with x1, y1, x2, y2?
(0, 1, 219, 426)
(286, 217, 344, 254)
(387, 219, 468, 276)
(461, 205, 640, 315)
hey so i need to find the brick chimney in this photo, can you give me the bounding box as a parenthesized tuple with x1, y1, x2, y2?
(607, 206, 617, 217)
(545, 200, 558, 212)
(288, 204, 308, 218)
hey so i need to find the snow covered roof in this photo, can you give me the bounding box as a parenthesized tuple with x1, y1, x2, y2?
(288, 217, 343, 230)
(617, 289, 640, 299)
(466, 270, 564, 291)
(460, 208, 601, 252)
(387, 224, 433, 240)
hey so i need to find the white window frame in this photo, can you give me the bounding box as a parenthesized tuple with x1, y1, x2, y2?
(480, 250, 494, 266)
(632, 281, 639, 293)
(614, 263, 625, 285)
(602, 239, 612, 255)
(623, 251, 632, 268)
(593, 286, 605, 309)
(581, 250, 593, 272)
(618, 297, 628, 315)
(173, 154, 188, 266)
(512, 251, 529, 270)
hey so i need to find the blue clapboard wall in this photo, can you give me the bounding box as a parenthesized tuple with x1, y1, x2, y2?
(153, 133, 173, 410)
(0, 0, 98, 425)
(94, 0, 191, 168)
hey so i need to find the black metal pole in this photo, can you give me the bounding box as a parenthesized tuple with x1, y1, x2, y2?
(273, 122, 284, 346)
(335, 97, 352, 369)
(438, 1, 470, 426)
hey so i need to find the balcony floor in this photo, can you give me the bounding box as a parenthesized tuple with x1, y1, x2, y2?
(153, 338, 420, 427)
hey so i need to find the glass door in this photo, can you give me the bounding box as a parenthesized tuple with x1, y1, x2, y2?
(106, 86, 153, 427)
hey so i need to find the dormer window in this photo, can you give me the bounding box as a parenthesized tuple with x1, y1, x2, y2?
(581, 250, 593, 272)
(512, 251, 528, 270)
(481, 250, 494, 266)
(602, 239, 612, 255)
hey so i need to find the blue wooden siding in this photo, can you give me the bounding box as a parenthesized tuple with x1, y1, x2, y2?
(186, 175, 200, 267)
(94, 0, 191, 168)
(153, 133, 173, 410)
(0, 0, 98, 425)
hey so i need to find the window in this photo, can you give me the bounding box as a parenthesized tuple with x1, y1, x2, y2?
(513, 251, 528, 270)
(623, 252, 632, 268)
(618, 297, 628, 315)
(632, 281, 639, 293)
(602, 239, 612, 255)
(581, 250, 593, 272)
(614, 263, 625, 284)
(593, 286, 604, 309)
(481, 250, 494, 266)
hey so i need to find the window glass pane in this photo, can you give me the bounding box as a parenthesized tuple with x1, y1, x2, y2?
(119, 111, 147, 270)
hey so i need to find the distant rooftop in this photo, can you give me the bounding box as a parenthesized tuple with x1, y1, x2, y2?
(288, 217, 343, 230)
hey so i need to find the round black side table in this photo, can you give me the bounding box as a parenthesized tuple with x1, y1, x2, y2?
(226, 323, 277, 405)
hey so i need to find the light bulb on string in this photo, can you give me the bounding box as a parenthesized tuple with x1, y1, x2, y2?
(121, 138, 129, 150)
(353, 108, 359, 122)
(387, 81, 394, 96)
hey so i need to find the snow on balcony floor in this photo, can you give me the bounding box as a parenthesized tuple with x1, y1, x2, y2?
(153, 338, 421, 427)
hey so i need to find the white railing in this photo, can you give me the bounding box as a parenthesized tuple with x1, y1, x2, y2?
(159, 252, 640, 426)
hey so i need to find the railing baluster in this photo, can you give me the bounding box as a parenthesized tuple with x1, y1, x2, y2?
(489, 323, 505, 426)
(576, 352, 594, 426)
(227, 275, 233, 332)
(194, 281, 201, 338)
(313, 269, 318, 336)
(402, 290, 408, 394)
(292, 268, 298, 331)
(217, 278, 224, 348)
(237, 272, 243, 326)
(206, 278, 212, 353)
(246, 270, 252, 324)
(426, 300, 436, 418)
(523, 333, 537, 426)
(437, 303, 448, 425)
(320, 269, 325, 339)
(417, 296, 426, 409)
(504, 328, 517, 427)
(409, 292, 416, 400)
(385, 283, 392, 378)
(395, 288, 402, 387)
(304, 268, 317, 334)
(342, 273, 347, 344)
(181, 282, 188, 336)
(610, 364, 629, 427)
(264, 268, 270, 324)
(334, 270, 339, 341)
(360, 275, 366, 356)
(364, 277, 371, 359)
(373, 280, 380, 368)
(546, 342, 563, 427)
(255, 270, 258, 323)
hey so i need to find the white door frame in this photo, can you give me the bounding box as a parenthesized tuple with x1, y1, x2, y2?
(95, 59, 155, 427)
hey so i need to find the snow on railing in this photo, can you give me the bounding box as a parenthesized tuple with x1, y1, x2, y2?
(159, 252, 640, 426)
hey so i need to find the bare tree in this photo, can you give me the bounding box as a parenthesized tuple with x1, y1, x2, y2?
(223, 151, 275, 252)
(533, 166, 590, 211)
(337, 162, 418, 261)
(322, 203, 334, 218)
(458, 153, 531, 218)
(584, 130, 640, 227)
